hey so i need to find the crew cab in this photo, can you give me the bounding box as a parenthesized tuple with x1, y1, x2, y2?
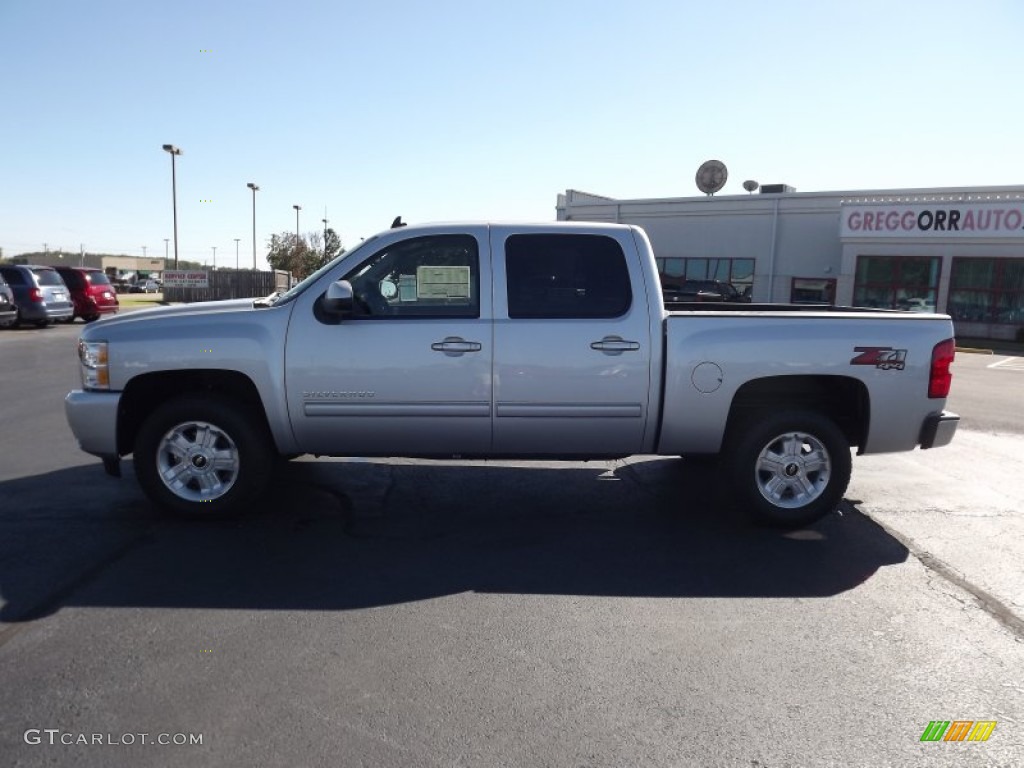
(65, 222, 959, 527)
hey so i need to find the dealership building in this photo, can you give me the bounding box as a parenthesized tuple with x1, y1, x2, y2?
(557, 184, 1024, 341)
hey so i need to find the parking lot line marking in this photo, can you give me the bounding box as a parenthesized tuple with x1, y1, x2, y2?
(987, 357, 1024, 371)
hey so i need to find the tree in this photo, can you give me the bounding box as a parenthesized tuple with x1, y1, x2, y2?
(265, 228, 344, 280)
(323, 228, 343, 262)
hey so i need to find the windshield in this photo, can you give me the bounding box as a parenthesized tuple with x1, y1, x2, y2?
(271, 235, 379, 306)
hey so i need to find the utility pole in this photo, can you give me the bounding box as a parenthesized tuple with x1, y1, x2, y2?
(234, 238, 240, 271)
(162, 144, 183, 268)
(247, 183, 259, 271)
(322, 208, 328, 256)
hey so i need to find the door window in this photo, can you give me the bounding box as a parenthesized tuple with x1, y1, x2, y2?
(505, 234, 631, 319)
(343, 234, 479, 318)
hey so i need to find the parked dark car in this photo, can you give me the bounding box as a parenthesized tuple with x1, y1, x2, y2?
(0, 272, 17, 327)
(54, 266, 120, 322)
(0, 264, 74, 327)
(663, 279, 751, 303)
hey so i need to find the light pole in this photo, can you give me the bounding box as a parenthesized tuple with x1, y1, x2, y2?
(80, 244, 84, 268)
(162, 144, 183, 268)
(293, 204, 302, 244)
(142, 245, 147, 260)
(247, 183, 259, 270)
(234, 238, 240, 271)
(211, 246, 217, 270)
(322, 210, 328, 255)
(164, 238, 169, 263)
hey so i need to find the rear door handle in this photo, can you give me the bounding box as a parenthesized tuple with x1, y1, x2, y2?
(590, 335, 640, 355)
(431, 336, 483, 356)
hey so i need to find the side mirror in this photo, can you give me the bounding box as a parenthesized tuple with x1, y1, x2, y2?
(322, 279, 354, 317)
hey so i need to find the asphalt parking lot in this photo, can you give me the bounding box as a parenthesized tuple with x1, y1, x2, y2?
(0, 322, 1022, 767)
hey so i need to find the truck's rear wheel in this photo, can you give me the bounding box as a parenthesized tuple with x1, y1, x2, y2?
(134, 396, 274, 518)
(727, 409, 851, 528)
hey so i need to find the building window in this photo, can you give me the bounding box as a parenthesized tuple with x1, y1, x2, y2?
(791, 278, 836, 305)
(655, 257, 754, 292)
(853, 256, 940, 311)
(948, 258, 1024, 325)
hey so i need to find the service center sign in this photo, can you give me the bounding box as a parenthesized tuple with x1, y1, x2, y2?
(841, 201, 1024, 239)
(161, 270, 209, 288)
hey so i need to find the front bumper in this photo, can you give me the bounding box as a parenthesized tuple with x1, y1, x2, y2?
(65, 389, 121, 460)
(919, 410, 959, 449)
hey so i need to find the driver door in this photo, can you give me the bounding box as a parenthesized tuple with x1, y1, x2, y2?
(285, 229, 493, 457)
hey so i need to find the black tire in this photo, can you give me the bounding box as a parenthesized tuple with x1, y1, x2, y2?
(134, 395, 275, 518)
(83, 315, 99, 323)
(34, 320, 49, 328)
(725, 409, 851, 528)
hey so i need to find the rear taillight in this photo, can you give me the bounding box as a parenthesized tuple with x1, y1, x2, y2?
(29, 287, 43, 302)
(929, 338, 955, 398)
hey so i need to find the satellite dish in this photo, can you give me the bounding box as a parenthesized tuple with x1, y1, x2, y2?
(742, 180, 759, 194)
(696, 160, 728, 195)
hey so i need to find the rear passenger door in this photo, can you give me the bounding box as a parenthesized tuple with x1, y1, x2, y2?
(491, 228, 652, 456)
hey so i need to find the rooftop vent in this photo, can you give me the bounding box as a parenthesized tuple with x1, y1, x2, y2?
(760, 184, 796, 194)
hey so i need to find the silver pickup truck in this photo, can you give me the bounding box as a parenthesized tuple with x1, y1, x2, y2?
(65, 222, 959, 527)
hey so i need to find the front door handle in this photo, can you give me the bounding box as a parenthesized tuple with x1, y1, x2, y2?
(431, 336, 483, 356)
(590, 335, 640, 355)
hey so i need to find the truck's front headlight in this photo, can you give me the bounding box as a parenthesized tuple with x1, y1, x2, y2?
(78, 340, 109, 390)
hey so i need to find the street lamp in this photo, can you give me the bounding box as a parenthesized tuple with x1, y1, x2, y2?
(162, 144, 183, 268)
(234, 238, 240, 271)
(212, 246, 217, 269)
(293, 204, 302, 244)
(322, 210, 328, 254)
(247, 183, 259, 270)
(142, 245, 147, 260)
(164, 238, 169, 263)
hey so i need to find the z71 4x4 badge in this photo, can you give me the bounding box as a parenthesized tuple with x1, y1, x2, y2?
(850, 346, 907, 371)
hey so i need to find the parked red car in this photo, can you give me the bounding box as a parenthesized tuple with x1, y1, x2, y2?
(54, 266, 119, 322)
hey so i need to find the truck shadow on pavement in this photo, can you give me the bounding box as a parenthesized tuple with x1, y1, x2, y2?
(0, 457, 908, 622)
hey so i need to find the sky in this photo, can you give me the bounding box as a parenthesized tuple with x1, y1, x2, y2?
(1, 0, 1022, 269)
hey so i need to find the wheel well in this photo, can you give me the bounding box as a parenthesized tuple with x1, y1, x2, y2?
(726, 375, 869, 451)
(116, 370, 269, 456)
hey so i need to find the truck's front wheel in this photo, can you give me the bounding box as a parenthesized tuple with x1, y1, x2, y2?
(727, 410, 851, 528)
(134, 396, 274, 518)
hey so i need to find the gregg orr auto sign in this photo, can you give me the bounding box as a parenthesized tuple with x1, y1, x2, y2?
(841, 201, 1024, 239)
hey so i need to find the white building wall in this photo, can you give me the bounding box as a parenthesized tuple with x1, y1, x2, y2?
(558, 186, 1024, 340)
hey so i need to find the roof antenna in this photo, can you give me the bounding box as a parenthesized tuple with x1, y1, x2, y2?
(391, 216, 406, 228)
